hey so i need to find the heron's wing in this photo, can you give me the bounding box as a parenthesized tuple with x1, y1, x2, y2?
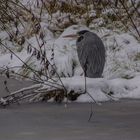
(77, 36, 105, 77)
(87, 39, 105, 77)
(77, 43, 89, 71)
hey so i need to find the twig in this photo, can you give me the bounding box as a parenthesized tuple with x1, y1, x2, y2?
(4, 80, 10, 94)
(130, 0, 140, 17)
(88, 102, 93, 122)
(1, 67, 63, 89)
(119, 0, 140, 38)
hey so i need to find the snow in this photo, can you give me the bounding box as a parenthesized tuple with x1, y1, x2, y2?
(0, 1, 140, 103)
(1, 24, 140, 102)
(33, 74, 140, 102)
(0, 50, 32, 72)
(0, 24, 140, 102)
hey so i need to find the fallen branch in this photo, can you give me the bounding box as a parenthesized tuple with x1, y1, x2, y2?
(0, 77, 117, 107)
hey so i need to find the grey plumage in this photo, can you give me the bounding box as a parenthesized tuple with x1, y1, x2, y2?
(76, 30, 105, 78)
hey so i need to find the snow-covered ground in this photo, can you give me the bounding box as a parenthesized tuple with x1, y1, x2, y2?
(1, 25, 140, 102)
(0, 1, 140, 102)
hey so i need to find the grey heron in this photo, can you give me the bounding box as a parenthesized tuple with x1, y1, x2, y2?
(63, 30, 105, 78)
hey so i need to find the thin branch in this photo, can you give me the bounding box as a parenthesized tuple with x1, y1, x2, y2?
(119, 0, 140, 38)
(130, 0, 140, 17)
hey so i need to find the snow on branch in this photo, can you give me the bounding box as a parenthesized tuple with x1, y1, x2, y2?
(1, 75, 140, 107)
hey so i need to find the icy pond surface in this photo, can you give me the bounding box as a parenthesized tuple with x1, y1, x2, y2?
(0, 76, 140, 140)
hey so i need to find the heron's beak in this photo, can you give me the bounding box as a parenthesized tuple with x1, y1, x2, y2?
(63, 34, 79, 38)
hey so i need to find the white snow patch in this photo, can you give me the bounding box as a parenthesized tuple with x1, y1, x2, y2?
(37, 75, 140, 102)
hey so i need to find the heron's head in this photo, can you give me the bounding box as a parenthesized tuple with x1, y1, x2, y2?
(63, 30, 89, 42)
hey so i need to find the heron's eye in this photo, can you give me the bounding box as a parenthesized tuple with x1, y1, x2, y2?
(77, 36, 84, 42)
